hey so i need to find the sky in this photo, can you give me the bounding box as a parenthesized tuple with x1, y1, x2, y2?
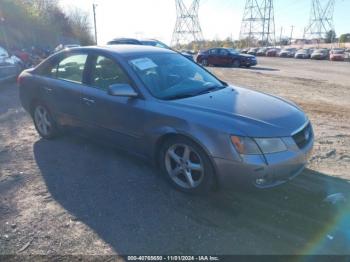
(59, 0, 350, 45)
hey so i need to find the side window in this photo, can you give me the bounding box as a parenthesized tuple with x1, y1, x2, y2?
(55, 54, 88, 84)
(209, 49, 217, 55)
(91, 56, 130, 91)
(220, 49, 229, 55)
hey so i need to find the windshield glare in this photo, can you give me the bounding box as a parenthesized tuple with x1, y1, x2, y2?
(228, 48, 239, 54)
(128, 53, 224, 100)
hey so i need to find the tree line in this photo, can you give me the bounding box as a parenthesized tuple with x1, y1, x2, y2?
(0, 0, 94, 51)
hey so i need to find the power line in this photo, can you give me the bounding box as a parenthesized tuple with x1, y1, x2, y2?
(304, 0, 336, 40)
(239, 0, 276, 47)
(171, 0, 204, 48)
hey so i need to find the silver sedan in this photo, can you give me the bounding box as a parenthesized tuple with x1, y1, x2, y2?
(18, 45, 314, 194)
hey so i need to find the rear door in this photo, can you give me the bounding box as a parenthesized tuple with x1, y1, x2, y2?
(37, 52, 89, 128)
(76, 53, 146, 151)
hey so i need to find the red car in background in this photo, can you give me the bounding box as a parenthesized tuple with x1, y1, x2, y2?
(266, 48, 281, 57)
(330, 48, 346, 61)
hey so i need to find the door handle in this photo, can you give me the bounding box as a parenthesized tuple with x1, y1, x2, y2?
(82, 97, 95, 105)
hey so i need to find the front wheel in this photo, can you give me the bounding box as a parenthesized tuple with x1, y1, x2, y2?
(33, 104, 59, 139)
(159, 137, 215, 194)
(201, 59, 208, 67)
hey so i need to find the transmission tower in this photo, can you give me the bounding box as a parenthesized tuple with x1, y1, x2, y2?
(239, 0, 276, 47)
(171, 0, 204, 48)
(304, 0, 335, 40)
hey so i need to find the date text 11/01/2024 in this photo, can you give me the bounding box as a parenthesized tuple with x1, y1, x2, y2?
(127, 256, 220, 261)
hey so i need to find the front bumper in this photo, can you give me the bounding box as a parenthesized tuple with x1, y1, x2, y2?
(214, 136, 314, 189)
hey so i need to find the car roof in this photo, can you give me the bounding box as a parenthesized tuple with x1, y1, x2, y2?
(66, 45, 174, 57)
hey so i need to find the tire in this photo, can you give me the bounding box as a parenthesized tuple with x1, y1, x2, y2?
(32, 103, 59, 139)
(159, 136, 215, 194)
(201, 59, 208, 67)
(232, 60, 241, 68)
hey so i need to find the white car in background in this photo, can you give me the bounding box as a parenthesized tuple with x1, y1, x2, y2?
(54, 44, 81, 53)
(0, 46, 22, 82)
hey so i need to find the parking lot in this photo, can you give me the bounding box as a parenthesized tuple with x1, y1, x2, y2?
(1, 57, 350, 255)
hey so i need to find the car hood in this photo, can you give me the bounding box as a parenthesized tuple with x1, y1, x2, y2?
(170, 87, 308, 137)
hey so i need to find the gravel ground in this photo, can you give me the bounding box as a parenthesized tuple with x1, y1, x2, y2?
(0, 57, 350, 256)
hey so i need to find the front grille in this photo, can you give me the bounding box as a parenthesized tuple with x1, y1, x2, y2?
(292, 124, 313, 149)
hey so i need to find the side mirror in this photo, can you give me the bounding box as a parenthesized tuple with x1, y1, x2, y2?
(107, 84, 138, 98)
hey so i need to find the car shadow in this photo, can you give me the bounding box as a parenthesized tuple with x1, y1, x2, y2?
(243, 66, 280, 72)
(34, 136, 350, 255)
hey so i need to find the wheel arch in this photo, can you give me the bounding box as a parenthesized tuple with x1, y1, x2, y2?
(153, 131, 220, 188)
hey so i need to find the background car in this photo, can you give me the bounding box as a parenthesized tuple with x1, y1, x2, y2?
(54, 44, 81, 53)
(247, 48, 259, 56)
(311, 49, 329, 60)
(330, 48, 346, 61)
(196, 48, 257, 68)
(240, 48, 249, 54)
(0, 46, 22, 82)
(279, 48, 297, 58)
(107, 38, 194, 61)
(294, 49, 312, 59)
(256, 47, 269, 56)
(266, 48, 281, 57)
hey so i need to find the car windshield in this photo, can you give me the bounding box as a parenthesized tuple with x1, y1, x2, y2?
(315, 49, 327, 54)
(298, 49, 308, 53)
(128, 53, 225, 100)
(228, 48, 239, 54)
(332, 49, 344, 54)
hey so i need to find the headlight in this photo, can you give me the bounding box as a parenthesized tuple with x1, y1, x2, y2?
(231, 136, 287, 155)
(231, 136, 261, 155)
(255, 138, 287, 154)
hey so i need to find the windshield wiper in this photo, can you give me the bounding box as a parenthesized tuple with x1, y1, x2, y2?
(163, 93, 196, 101)
(192, 85, 225, 96)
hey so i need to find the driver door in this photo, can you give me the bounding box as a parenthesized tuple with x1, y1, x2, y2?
(208, 49, 219, 65)
(77, 54, 146, 151)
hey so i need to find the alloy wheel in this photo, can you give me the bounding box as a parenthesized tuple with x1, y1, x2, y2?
(34, 105, 52, 137)
(165, 144, 204, 189)
(202, 59, 208, 66)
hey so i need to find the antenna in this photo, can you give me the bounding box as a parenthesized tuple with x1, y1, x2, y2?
(171, 0, 204, 48)
(239, 0, 276, 47)
(304, 0, 336, 40)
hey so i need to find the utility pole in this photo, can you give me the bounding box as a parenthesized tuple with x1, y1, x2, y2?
(93, 4, 98, 45)
(290, 25, 294, 45)
(279, 26, 283, 45)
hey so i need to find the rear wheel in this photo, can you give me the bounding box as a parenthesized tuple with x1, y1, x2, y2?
(33, 104, 59, 139)
(201, 59, 208, 67)
(159, 137, 215, 194)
